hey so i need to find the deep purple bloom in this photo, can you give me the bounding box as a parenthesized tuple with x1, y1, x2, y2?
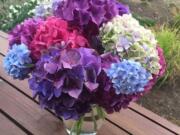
(52, 0, 129, 36)
(9, 18, 43, 47)
(116, 1, 130, 15)
(101, 52, 120, 70)
(28, 47, 101, 119)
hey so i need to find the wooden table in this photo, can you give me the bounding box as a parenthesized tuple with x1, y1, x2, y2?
(0, 31, 180, 135)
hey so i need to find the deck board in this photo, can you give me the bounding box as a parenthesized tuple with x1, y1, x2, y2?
(129, 103, 180, 135)
(107, 111, 175, 135)
(0, 112, 26, 135)
(0, 79, 67, 135)
(1, 31, 180, 135)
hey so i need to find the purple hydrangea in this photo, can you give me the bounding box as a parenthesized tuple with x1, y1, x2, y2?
(52, 0, 129, 35)
(3, 44, 33, 80)
(28, 47, 101, 119)
(116, 1, 130, 15)
(9, 18, 43, 47)
(106, 60, 152, 95)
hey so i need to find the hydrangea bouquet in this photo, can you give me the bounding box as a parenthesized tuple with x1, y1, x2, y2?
(3, 0, 166, 134)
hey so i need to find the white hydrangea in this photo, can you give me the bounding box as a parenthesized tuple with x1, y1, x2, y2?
(100, 14, 161, 75)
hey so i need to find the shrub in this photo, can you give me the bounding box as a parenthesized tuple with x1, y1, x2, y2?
(0, 0, 38, 32)
(155, 26, 180, 86)
(133, 13, 156, 27)
(170, 14, 180, 35)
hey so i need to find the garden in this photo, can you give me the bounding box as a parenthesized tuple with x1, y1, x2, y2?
(0, 0, 179, 131)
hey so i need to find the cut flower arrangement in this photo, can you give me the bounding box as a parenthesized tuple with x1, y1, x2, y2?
(3, 0, 166, 135)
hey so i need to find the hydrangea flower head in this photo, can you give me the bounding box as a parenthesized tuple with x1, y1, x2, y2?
(52, 0, 129, 36)
(3, 44, 33, 80)
(143, 46, 166, 92)
(106, 59, 152, 94)
(30, 17, 89, 61)
(100, 14, 161, 75)
(9, 18, 43, 47)
(28, 47, 101, 119)
(157, 46, 166, 77)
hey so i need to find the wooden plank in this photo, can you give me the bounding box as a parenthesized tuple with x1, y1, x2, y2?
(0, 79, 68, 135)
(0, 31, 8, 39)
(99, 121, 129, 135)
(0, 33, 8, 55)
(129, 103, 180, 135)
(0, 113, 26, 135)
(107, 110, 175, 135)
(0, 79, 129, 135)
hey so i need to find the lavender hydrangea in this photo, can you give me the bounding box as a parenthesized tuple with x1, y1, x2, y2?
(3, 44, 33, 80)
(28, 47, 101, 119)
(52, 0, 129, 27)
(106, 60, 152, 94)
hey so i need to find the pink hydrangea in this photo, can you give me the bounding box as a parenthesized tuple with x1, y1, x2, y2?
(30, 17, 89, 61)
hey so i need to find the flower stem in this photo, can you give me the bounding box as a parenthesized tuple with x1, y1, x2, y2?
(70, 117, 84, 135)
(96, 106, 106, 120)
(91, 107, 97, 132)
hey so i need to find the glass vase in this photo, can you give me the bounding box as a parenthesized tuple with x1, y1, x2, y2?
(63, 106, 105, 135)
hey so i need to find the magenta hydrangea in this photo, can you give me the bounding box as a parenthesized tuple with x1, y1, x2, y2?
(157, 46, 166, 77)
(9, 18, 43, 47)
(28, 47, 101, 119)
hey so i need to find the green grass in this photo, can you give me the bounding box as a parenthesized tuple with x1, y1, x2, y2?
(171, 14, 180, 35)
(155, 26, 180, 86)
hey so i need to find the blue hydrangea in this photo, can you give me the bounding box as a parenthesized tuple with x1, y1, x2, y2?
(106, 59, 152, 95)
(3, 44, 33, 80)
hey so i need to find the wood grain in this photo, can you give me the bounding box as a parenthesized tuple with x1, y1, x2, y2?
(0, 113, 26, 135)
(0, 79, 67, 135)
(0, 31, 8, 39)
(129, 103, 180, 135)
(107, 111, 175, 135)
(98, 121, 129, 135)
(0, 34, 8, 55)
